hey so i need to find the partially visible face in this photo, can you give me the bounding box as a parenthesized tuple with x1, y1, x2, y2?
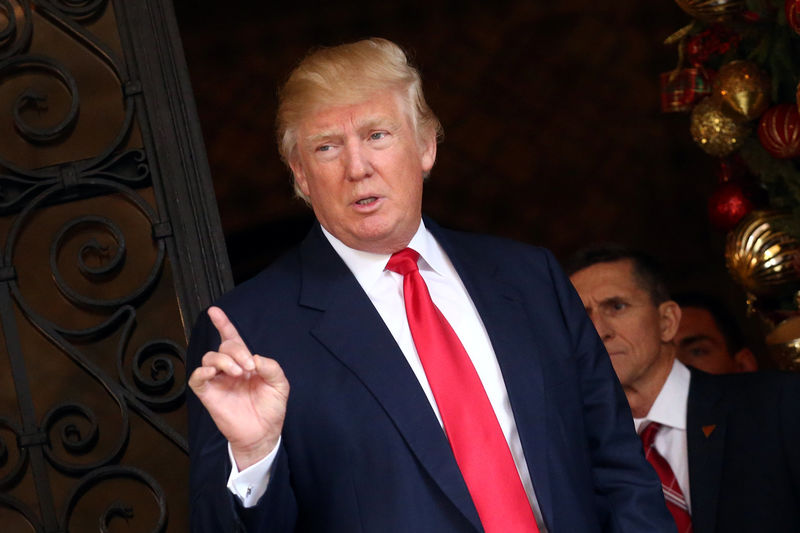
(570, 260, 673, 390)
(675, 307, 738, 374)
(289, 89, 436, 254)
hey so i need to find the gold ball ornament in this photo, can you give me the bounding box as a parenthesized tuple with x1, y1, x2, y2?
(726, 211, 800, 298)
(714, 60, 770, 121)
(690, 96, 749, 157)
(674, 0, 745, 21)
(764, 315, 800, 371)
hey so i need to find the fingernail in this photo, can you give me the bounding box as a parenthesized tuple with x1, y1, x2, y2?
(245, 358, 255, 371)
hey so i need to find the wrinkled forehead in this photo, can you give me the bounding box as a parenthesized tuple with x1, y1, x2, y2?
(294, 91, 419, 147)
(572, 260, 640, 296)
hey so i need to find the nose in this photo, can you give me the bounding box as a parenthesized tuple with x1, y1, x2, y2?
(591, 313, 615, 341)
(344, 140, 372, 181)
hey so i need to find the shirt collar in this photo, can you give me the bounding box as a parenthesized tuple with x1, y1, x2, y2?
(634, 358, 691, 433)
(320, 219, 448, 292)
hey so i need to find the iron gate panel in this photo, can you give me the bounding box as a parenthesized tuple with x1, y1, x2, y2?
(0, 1, 231, 531)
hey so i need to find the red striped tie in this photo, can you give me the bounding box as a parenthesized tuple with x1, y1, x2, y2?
(386, 248, 540, 532)
(641, 422, 692, 533)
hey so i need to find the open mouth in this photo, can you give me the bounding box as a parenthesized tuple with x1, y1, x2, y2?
(355, 196, 378, 206)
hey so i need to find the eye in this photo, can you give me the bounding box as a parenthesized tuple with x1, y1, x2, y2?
(603, 299, 629, 315)
(316, 144, 332, 152)
(369, 131, 387, 141)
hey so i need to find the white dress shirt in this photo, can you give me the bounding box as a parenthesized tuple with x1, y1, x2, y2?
(228, 220, 546, 530)
(633, 358, 692, 510)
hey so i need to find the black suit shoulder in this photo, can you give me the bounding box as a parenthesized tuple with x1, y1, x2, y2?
(687, 368, 800, 533)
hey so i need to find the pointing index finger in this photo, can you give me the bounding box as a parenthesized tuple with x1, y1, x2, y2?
(208, 306, 243, 343)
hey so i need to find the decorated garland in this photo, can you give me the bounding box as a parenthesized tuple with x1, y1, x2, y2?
(663, 0, 800, 368)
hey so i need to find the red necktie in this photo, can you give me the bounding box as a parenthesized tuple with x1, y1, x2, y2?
(640, 422, 692, 533)
(386, 248, 540, 533)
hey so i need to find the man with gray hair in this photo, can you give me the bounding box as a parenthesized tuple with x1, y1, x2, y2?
(187, 39, 673, 533)
(568, 244, 800, 533)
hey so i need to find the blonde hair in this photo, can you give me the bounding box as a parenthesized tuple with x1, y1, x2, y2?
(276, 38, 443, 199)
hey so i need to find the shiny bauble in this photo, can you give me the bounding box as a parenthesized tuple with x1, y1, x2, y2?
(713, 60, 770, 121)
(690, 97, 749, 157)
(708, 181, 753, 231)
(675, 0, 745, 21)
(757, 104, 800, 159)
(787, 0, 800, 35)
(726, 211, 800, 298)
(765, 315, 800, 371)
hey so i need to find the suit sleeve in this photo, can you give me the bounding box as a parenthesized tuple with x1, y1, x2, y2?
(543, 251, 676, 533)
(186, 309, 298, 533)
(779, 373, 800, 508)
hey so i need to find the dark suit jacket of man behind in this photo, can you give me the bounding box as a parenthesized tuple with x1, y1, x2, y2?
(187, 219, 675, 532)
(687, 368, 800, 533)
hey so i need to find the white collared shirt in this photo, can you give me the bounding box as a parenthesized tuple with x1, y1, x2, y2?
(633, 359, 692, 510)
(229, 220, 546, 531)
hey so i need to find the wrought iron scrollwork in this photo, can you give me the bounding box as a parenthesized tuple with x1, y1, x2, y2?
(10, 175, 166, 306)
(40, 400, 130, 476)
(0, 54, 80, 144)
(91, 148, 151, 186)
(0, 0, 33, 60)
(50, 215, 130, 307)
(0, 0, 17, 47)
(0, 0, 138, 177)
(0, 417, 26, 489)
(125, 339, 186, 411)
(3, 173, 187, 447)
(61, 465, 167, 533)
(0, 493, 44, 533)
(0, 1, 193, 530)
(39, 0, 108, 22)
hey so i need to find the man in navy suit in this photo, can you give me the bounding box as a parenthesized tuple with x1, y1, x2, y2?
(568, 246, 800, 533)
(187, 38, 674, 532)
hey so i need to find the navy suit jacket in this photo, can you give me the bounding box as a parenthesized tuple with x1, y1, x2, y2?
(187, 219, 675, 532)
(686, 369, 800, 533)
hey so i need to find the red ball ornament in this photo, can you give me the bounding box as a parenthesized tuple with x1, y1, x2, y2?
(786, 0, 800, 35)
(758, 104, 800, 159)
(708, 182, 753, 231)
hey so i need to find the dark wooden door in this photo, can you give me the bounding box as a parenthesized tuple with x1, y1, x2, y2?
(0, 1, 231, 531)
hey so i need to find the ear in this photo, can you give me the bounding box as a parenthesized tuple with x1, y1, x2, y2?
(419, 129, 437, 173)
(733, 347, 758, 373)
(289, 156, 311, 199)
(658, 300, 681, 343)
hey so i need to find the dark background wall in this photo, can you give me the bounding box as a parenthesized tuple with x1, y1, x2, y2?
(172, 1, 753, 337)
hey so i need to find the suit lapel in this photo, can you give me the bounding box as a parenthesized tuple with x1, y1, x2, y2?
(297, 226, 483, 532)
(430, 222, 553, 527)
(686, 370, 727, 533)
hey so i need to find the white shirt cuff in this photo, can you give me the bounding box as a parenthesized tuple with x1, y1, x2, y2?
(226, 437, 281, 508)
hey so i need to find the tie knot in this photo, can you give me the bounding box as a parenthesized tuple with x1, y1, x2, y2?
(386, 248, 420, 276)
(640, 421, 662, 448)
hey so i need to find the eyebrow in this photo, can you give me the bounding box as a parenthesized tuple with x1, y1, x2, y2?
(357, 115, 401, 134)
(598, 296, 627, 307)
(678, 334, 714, 347)
(303, 115, 401, 145)
(304, 131, 338, 147)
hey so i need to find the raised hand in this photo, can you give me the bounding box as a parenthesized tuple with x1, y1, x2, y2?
(188, 306, 290, 470)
